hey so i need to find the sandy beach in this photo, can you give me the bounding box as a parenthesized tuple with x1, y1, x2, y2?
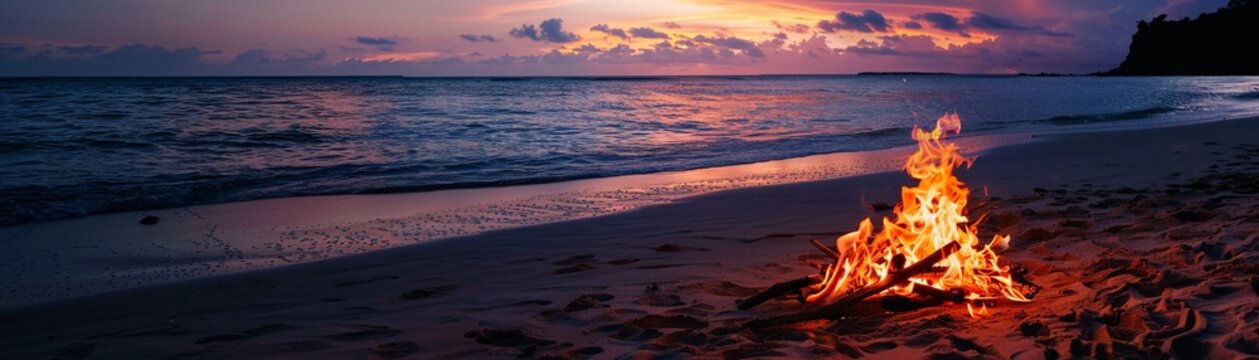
(0, 116, 1254, 359)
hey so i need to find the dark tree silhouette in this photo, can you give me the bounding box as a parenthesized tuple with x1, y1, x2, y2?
(1105, 0, 1259, 75)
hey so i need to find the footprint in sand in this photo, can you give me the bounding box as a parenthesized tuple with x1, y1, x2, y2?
(464, 328, 557, 355)
(564, 293, 614, 312)
(553, 254, 598, 274)
(636, 293, 685, 307)
(49, 342, 94, 360)
(322, 325, 401, 342)
(400, 284, 456, 300)
(288, 340, 336, 352)
(334, 275, 400, 288)
(654, 244, 708, 252)
(369, 341, 420, 359)
(677, 281, 760, 297)
(195, 324, 293, 345)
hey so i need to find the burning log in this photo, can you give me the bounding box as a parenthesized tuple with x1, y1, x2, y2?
(742, 241, 960, 329)
(910, 282, 967, 303)
(809, 239, 841, 260)
(736, 276, 821, 310)
(730, 114, 1035, 331)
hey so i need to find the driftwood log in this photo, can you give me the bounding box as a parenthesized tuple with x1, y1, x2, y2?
(741, 241, 961, 329)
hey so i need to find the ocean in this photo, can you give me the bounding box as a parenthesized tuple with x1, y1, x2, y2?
(2, 75, 1258, 226)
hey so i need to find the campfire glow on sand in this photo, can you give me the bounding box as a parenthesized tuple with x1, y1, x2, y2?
(739, 113, 1038, 328)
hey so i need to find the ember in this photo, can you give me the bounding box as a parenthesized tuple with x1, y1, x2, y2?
(739, 113, 1038, 328)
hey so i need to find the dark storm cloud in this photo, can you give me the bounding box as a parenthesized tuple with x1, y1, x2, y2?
(590, 24, 629, 40)
(629, 27, 670, 39)
(511, 18, 580, 43)
(817, 10, 892, 33)
(459, 34, 498, 42)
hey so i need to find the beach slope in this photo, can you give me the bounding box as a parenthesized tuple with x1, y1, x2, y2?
(2, 118, 1257, 359)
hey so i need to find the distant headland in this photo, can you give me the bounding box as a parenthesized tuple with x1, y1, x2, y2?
(1104, 0, 1258, 75)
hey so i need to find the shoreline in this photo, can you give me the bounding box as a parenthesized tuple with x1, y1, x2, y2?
(0, 115, 1256, 358)
(0, 129, 1028, 309)
(0, 112, 1252, 309)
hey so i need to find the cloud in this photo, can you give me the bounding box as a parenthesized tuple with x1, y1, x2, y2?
(629, 27, 670, 39)
(662, 22, 682, 29)
(841, 35, 941, 56)
(57, 45, 108, 55)
(231, 48, 326, 66)
(911, 12, 1071, 38)
(817, 9, 892, 33)
(590, 24, 629, 40)
(355, 36, 398, 46)
(772, 21, 810, 34)
(511, 18, 580, 43)
(458, 34, 498, 42)
(575, 43, 602, 52)
(969, 13, 1072, 37)
(0, 44, 25, 56)
(901, 21, 923, 29)
(353, 36, 404, 51)
(914, 12, 969, 36)
(692, 34, 764, 57)
(0, 44, 218, 76)
(918, 13, 965, 31)
(591, 25, 670, 40)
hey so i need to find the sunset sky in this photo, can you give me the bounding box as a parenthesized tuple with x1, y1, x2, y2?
(0, 0, 1230, 76)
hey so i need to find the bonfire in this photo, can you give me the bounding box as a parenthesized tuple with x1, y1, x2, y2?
(738, 113, 1039, 328)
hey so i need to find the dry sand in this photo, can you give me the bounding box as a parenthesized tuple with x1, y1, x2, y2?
(1, 118, 1257, 359)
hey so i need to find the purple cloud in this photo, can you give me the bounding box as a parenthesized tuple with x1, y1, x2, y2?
(590, 24, 629, 40)
(459, 34, 498, 42)
(818, 10, 892, 33)
(692, 34, 764, 57)
(772, 21, 810, 34)
(355, 36, 398, 46)
(629, 27, 670, 39)
(914, 12, 969, 36)
(911, 12, 1070, 38)
(970, 13, 1072, 37)
(0, 44, 217, 76)
(511, 18, 580, 43)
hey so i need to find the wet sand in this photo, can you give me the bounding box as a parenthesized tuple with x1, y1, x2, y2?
(0, 132, 1022, 307)
(1, 117, 1257, 359)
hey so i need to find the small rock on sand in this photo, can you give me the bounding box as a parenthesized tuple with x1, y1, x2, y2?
(139, 215, 160, 225)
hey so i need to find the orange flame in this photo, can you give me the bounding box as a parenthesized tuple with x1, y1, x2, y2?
(805, 113, 1029, 313)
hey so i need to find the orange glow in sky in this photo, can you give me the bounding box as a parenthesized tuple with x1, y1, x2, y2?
(0, 0, 1221, 76)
